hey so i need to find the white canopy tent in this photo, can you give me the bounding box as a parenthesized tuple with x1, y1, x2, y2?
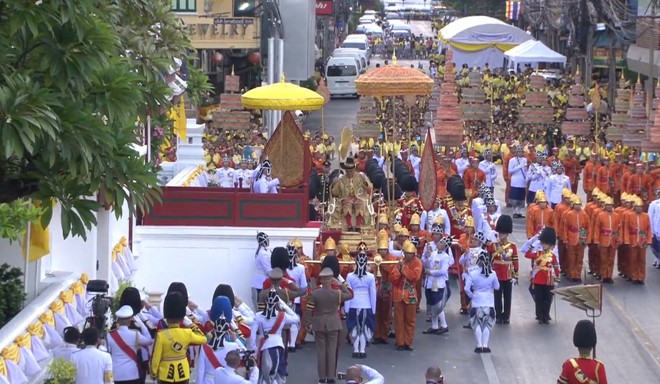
(504, 40, 566, 69)
(440, 16, 534, 68)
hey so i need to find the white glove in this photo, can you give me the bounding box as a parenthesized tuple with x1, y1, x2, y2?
(133, 316, 145, 328)
(182, 316, 193, 327)
(511, 278, 518, 286)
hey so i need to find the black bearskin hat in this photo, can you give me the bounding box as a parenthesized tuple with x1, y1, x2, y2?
(163, 292, 187, 319)
(271, 247, 290, 270)
(119, 287, 142, 316)
(321, 255, 340, 278)
(167, 282, 188, 302)
(539, 227, 557, 246)
(573, 320, 597, 349)
(212, 284, 235, 308)
(495, 215, 513, 234)
(447, 175, 467, 201)
(400, 175, 418, 193)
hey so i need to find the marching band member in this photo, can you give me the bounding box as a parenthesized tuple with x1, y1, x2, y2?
(465, 250, 499, 353)
(488, 215, 518, 325)
(524, 228, 560, 325)
(151, 292, 207, 384)
(422, 235, 453, 335)
(249, 289, 299, 384)
(345, 243, 377, 358)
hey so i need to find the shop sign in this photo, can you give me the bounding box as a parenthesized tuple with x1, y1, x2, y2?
(316, 1, 333, 16)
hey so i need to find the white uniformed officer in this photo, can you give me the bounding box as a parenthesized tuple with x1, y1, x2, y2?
(107, 305, 153, 384)
(234, 159, 253, 189)
(253, 159, 280, 194)
(52, 326, 81, 362)
(216, 156, 235, 188)
(71, 327, 114, 384)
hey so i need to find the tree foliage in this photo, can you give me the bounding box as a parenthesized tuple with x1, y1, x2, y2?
(0, 0, 193, 239)
(441, 0, 505, 18)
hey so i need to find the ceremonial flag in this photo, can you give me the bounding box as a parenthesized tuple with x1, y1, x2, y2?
(506, 1, 522, 21)
(418, 128, 438, 211)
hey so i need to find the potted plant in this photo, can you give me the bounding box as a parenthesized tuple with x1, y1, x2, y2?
(0, 263, 26, 327)
(44, 358, 76, 384)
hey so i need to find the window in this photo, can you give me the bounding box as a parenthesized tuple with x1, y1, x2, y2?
(327, 65, 357, 77)
(172, 0, 196, 12)
(234, 0, 256, 17)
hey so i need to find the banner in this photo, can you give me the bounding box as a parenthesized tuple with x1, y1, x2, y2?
(418, 128, 438, 211)
(506, 1, 522, 21)
(316, 1, 334, 16)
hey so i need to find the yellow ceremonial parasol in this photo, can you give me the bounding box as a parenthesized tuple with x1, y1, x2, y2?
(241, 75, 325, 111)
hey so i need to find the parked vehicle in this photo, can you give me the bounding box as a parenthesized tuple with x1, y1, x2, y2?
(325, 56, 360, 98)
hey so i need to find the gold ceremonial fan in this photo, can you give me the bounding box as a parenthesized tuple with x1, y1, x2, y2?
(338, 126, 353, 160)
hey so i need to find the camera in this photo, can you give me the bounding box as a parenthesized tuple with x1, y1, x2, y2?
(84, 280, 113, 338)
(240, 350, 256, 369)
(337, 372, 346, 380)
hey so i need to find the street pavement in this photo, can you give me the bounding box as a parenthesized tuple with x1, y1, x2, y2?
(295, 20, 660, 384)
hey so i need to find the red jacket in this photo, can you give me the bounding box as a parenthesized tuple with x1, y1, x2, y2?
(525, 249, 559, 286)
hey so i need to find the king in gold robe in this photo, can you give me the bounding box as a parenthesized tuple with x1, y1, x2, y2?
(329, 158, 373, 231)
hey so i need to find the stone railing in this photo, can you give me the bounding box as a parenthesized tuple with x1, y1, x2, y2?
(0, 272, 87, 384)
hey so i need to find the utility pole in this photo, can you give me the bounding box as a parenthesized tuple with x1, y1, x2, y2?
(648, 0, 657, 117)
(608, 28, 616, 111)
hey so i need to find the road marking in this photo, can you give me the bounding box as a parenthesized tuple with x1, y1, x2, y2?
(481, 353, 501, 384)
(604, 289, 660, 370)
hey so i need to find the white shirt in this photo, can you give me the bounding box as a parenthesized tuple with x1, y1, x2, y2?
(388, 240, 403, 258)
(252, 247, 272, 289)
(649, 199, 660, 237)
(465, 270, 500, 308)
(52, 343, 80, 362)
(410, 154, 421, 180)
(459, 247, 482, 275)
(345, 365, 384, 384)
(344, 272, 377, 313)
(528, 163, 551, 192)
(197, 341, 242, 384)
(508, 156, 528, 188)
(287, 264, 308, 304)
(234, 169, 253, 188)
(544, 174, 571, 204)
(215, 365, 260, 384)
(374, 154, 385, 170)
(253, 176, 280, 193)
(478, 160, 497, 187)
(106, 325, 153, 381)
(71, 346, 113, 384)
(217, 167, 236, 188)
(248, 302, 299, 351)
(420, 208, 450, 233)
(455, 157, 470, 177)
(422, 249, 453, 289)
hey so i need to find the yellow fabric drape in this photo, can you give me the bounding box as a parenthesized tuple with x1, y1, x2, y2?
(71, 280, 85, 296)
(59, 289, 74, 304)
(449, 42, 517, 52)
(1, 344, 19, 364)
(112, 244, 123, 262)
(15, 334, 31, 349)
(22, 201, 50, 262)
(0, 358, 6, 378)
(50, 300, 64, 314)
(168, 95, 187, 141)
(120, 236, 128, 247)
(80, 273, 90, 284)
(27, 322, 45, 339)
(39, 311, 55, 327)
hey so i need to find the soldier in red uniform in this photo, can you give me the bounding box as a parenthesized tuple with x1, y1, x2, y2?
(525, 227, 560, 324)
(558, 320, 608, 384)
(488, 215, 518, 324)
(397, 176, 424, 228)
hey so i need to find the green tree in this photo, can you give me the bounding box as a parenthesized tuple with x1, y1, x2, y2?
(0, 0, 200, 239)
(441, 0, 505, 18)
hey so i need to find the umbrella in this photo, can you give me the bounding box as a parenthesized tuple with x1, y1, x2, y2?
(355, 57, 434, 97)
(241, 76, 325, 111)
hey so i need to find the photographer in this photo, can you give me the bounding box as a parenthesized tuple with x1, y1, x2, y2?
(71, 327, 114, 384)
(214, 350, 259, 384)
(343, 364, 384, 384)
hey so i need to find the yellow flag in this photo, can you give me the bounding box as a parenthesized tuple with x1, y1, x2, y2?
(168, 95, 187, 141)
